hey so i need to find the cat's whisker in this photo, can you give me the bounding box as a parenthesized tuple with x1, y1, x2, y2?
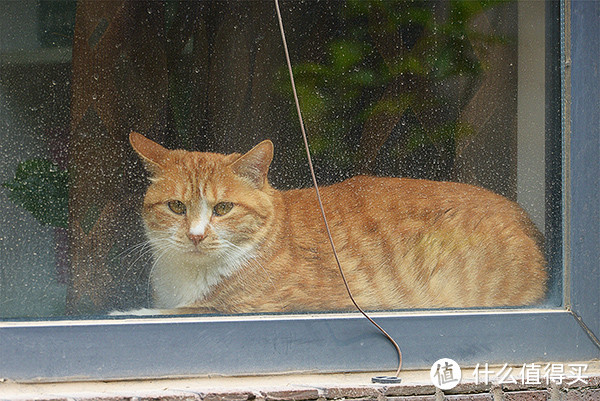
(220, 238, 244, 252)
(118, 241, 156, 278)
(147, 230, 189, 252)
(117, 240, 151, 258)
(125, 246, 156, 276)
(119, 236, 179, 297)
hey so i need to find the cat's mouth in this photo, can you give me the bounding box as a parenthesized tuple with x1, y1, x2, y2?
(185, 243, 219, 255)
(178, 239, 226, 256)
(186, 247, 205, 255)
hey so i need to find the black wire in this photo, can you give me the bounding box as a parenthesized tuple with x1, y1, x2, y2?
(274, 0, 402, 379)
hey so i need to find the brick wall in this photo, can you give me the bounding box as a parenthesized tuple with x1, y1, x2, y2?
(186, 379, 600, 401)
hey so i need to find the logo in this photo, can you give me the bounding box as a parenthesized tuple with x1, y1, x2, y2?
(430, 358, 462, 390)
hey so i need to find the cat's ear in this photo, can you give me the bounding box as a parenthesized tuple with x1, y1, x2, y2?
(129, 132, 168, 174)
(230, 140, 274, 189)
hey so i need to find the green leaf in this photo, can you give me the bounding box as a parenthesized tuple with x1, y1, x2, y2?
(2, 159, 69, 228)
(330, 40, 366, 72)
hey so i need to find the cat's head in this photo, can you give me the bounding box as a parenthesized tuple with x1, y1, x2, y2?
(130, 132, 275, 264)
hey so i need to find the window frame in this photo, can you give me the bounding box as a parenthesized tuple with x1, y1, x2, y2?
(1, 0, 599, 382)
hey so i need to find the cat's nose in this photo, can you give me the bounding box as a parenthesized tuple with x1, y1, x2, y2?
(188, 233, 207, 246)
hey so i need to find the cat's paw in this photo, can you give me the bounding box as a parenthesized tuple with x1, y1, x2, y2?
(108, 308, 163, 316)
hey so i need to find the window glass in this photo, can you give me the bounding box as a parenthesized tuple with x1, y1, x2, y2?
(0, 0, 559, 318)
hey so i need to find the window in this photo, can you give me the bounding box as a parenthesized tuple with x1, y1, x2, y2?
(1, 0, 598, 381)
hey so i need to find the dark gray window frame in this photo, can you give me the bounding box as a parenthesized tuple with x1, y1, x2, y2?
(1, 0, 599, 382)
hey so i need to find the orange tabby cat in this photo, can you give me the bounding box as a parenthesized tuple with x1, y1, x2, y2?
(126, 132, 546, 315)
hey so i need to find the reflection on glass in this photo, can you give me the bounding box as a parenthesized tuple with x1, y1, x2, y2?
(0, 1, 556, 318)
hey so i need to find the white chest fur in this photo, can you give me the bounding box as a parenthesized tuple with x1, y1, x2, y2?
(150, 247, 254, 309)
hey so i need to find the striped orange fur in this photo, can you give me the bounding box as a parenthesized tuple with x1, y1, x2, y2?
(129, 132, 547, 314)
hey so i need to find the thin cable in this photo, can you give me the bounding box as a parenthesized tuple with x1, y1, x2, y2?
(274, 0, 402, 379)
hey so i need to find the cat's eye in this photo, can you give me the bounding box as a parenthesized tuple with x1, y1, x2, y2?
(213, 202, 234, 216)
(167, 200, 186, 215)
